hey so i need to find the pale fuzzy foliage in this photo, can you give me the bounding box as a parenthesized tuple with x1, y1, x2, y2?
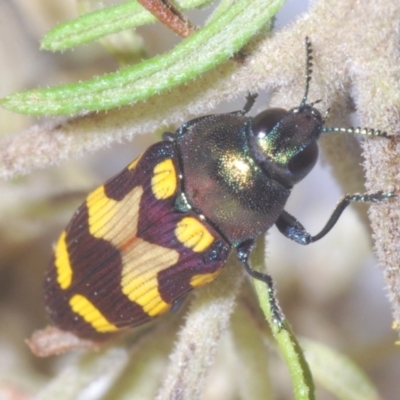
(155, 260, 244, 400)
(1, 0, 400, 398)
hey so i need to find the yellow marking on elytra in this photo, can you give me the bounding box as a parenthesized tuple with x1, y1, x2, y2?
(69, 294, 118, 332)
(128, 155, 141, 171)
(54, 231, 73, 289)
(121, 239, 179, 316)
(86, 182, 178, 317)
(151, 159, 177, 200)
(190, 270, 222, 288)
(87, 185, 143, 241)
(175, 217, 214, 252)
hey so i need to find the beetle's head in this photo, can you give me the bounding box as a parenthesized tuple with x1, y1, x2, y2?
(246, 37, 387, 189)
(248, 104, 323, 189)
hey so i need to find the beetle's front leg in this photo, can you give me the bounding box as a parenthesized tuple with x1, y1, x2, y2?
(236, 240, 285, 328)
(276, 191, 395, 245)
(275, 211, 312, 244)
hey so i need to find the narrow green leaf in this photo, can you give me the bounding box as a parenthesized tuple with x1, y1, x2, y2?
(1, 0, 284, 115)
(301, 339, 381, 400)
(251, 236, 315, 400)
(41, 0, 214, 52)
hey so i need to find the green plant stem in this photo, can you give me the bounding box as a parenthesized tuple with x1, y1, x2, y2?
(251, 235, 315, 400)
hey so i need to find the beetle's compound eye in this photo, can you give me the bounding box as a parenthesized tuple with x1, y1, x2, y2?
(249, 104, 323, 188)
(252, 108, 288, 138)
(288, 141, 319, 181)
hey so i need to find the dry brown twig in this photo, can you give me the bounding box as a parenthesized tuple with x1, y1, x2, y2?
(138, 0, 196, 37)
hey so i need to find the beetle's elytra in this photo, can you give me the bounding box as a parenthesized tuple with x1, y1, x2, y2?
(44, 38, 393, 341)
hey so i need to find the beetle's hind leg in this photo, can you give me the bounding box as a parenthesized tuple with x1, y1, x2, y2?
(236, 240, 285, 329)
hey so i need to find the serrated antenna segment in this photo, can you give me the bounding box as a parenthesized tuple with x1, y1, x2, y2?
(322, 126, 388, 138)
(300, 37, 313, 108)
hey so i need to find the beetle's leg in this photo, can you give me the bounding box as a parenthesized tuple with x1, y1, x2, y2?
(171, 293, 189, 313)
(236, 240, 285, 328)
(276, 191, 395, 245)
(275, 210, 312, 244)
(241, 92, 258, 115)
(231, 92, 258, 116)
(176, 93, 257, 139)
(162, 131, 176, 141)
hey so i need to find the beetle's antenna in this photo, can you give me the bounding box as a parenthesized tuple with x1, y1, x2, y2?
(300, 37, 313, 108)
(322, 126, 388, 138)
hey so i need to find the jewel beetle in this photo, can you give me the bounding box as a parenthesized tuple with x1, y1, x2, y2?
(44, 37, 393, 341)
